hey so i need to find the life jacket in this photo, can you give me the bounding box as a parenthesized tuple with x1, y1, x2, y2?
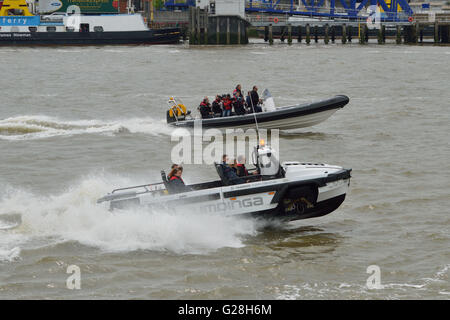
(236, 163, 248, 176)
(170, 175, 184, 183)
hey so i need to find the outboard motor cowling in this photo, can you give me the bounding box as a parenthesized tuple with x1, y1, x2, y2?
(262, 89, 276, 112)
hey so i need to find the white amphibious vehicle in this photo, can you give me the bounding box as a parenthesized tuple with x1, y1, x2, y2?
(98, 144, 352, 221)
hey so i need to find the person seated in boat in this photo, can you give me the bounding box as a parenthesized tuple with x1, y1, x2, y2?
(236, 155, 249, 177)
(168, 166, 190, 193)
(211, 95, 223, 117)
(167, 164, 179, 179)
(221, 155, 244, 185)
(198, 97, 213, 119)
(222, 94, 233, 117)
(233, 91, 246, 116)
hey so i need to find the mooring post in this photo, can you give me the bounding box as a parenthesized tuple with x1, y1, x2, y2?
(237, 19, 241, 45)
(288, 24, 292, 45)
(196, 7, 201, 44)
(226, 17, 230, 45)
(204, 9, 208, 45)
(216, 17, 219, 44)
(378, 24, 383, 44)
(348, 25, 352, 42)
(434, 22, 439, 43)
(264, 26, 268, 42)
(297, 25, 302, 43)
(324, 24, 329, 44)
(396, 25, 402, 44)
(342, 24, 347, 44)
(382, 24, 386, 43)
(331, 25, 335, 43)
(314, 25, 318, 43)
(189, 7, 195, 45)
(364, 24, 369, 43)
(415, 22, 420, 44)
(269, 23, 273, 45)
(306, 23, 311, 44)
(359, 23, 364, 44)
(419, 27, 423, 43)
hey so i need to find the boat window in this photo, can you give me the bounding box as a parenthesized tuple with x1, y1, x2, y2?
(66, 27, 75, 32)
(46, 26, 56, 32)
(10, 27, 19, 32)
(28, 27, 37, 32)
(93, 26, 104, 32)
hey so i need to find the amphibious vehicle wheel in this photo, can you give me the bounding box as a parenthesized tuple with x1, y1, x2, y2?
(282, 185, 318, 215)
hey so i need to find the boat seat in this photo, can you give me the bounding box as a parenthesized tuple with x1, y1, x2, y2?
(161, 170, 171, 191)
(214, 162, 231, 186)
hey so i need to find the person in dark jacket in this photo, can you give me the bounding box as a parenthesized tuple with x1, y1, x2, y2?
(211, 95, 222, 117)
(199, 97, 213, 119)
(233, 91, 246, 115)
(221, 155, 244, 185)
(168, 166, 189, 193)
(249, 86, 263, 113)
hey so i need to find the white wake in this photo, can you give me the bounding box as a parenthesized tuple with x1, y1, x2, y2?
(0, 115, 173, 140)
(0, 176, 258, 261)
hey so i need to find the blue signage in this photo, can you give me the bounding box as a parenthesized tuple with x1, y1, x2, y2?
(0, 16, 41, 26)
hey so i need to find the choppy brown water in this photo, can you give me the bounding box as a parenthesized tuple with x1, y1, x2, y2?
(0, 41, 449, 299)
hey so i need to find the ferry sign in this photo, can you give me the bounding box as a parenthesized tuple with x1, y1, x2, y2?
(0, 16, 41, 26)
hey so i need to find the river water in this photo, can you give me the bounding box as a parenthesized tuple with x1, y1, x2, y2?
(0, 41, 449, 299)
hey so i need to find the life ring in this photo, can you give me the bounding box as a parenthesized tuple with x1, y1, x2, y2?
(408, 16, 413, 22)
(274, 17, 279, 23)
(256, 15, 260, 20)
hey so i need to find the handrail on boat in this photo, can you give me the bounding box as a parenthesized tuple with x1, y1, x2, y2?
(112, 181, 165, 194)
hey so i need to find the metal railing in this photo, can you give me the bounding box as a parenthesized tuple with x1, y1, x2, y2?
(112, 181, 165, 194)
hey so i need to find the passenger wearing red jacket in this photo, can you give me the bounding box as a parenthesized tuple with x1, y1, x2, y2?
(222, 94, 232, 117)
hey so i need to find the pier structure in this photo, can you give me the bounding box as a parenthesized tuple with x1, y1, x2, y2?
(157, 0, 450, 45)
(250, 11, 450, 44)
